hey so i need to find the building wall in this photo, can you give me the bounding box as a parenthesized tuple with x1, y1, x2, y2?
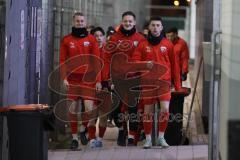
(0, 0, 5, 107)
(0, 1, 6, 157)
(220, 0, 240, 159)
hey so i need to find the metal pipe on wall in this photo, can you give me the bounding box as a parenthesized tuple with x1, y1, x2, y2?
(39, 0, 54, 104)
(26, 0, 42, 104)
(209, 31, 222, 160)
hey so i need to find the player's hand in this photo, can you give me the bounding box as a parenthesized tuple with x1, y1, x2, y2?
(146, 61, 153, 69)
(96, 82, 102, 91)
(63, 79, 69, 91)
(110, 84, 115, 90)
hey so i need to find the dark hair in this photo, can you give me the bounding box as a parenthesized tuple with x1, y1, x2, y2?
(149, 16, 162, 24)
(106, 26, 116, 37)
(166, 27, 178, 34)
(73, 12, 84, 18)
(122, 11, 136, 20)
(149, 16, 163, 23)
(87, 25, 95, 30)
(143, 23, 149, 29)
(107, 26, 115, 32)
(91, 26, 105, 35)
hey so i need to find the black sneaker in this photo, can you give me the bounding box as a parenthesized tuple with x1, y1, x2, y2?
(79, 131, 88, 145)
(117, 130, 126, 146)
(70, 139, 79, 150)
(127, 138, 135, 146)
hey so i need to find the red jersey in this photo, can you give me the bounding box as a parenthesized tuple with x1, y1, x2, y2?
(133, 37, 181, 91)
(60, 34, 101, 82)
(99, 45, 109, 81)
(103, 29, 145, 80)
(172, 37, 189, 74)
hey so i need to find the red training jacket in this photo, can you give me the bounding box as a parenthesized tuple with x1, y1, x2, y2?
(99, 45, 109, 81)
(59, 34, 101, 82)
(132, 37, 181, 91)
(172, 37, 189, 74)
(103, 28, 145, 80)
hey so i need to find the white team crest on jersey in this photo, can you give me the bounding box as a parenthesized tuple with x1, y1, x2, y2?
(133, 41, 139, 47)
(84, 41, 90, 46)
(70, 42, 75, 48)
(160, 46, 167, 53)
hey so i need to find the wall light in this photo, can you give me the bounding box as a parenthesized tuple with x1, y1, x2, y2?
(174, 0, 180, 6)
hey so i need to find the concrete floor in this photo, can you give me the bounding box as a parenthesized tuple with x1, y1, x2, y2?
(48, 145, 208, 160)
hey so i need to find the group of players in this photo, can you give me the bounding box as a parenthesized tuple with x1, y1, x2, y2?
(59, 11, 189, 150)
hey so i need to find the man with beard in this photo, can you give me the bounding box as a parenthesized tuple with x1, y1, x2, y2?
(60, 12, 102, 149)
(132, 16, 183, 149)
(103, 11, 145, 146)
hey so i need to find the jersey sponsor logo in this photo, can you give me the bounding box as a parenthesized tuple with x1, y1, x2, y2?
(160, 46, 167, 53)
(84, 41, 90, 46)
(133, 41, 139, 47)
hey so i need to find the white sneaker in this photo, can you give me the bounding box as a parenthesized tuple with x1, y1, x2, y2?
(157, 137, 169, 148)
(143, 139, 152, 149)
(95, 139, 103, 148)
(89, 139, 97, 149)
